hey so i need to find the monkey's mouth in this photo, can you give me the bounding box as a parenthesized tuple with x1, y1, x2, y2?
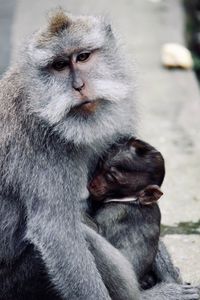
(70, 100, 100, 114)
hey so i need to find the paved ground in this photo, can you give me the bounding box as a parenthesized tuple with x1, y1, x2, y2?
(0, 0, 200, 284)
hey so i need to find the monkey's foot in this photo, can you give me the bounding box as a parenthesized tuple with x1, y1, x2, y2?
(142, 283, 200, 300)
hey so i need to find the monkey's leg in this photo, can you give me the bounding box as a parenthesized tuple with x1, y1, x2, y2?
(0, 195, 65, 300)
(152, 240, 183, 283)
(23, 159, 112, 300)
(0, 244, 62, 300)
(27, 208, 111, 300)
(83, 224, 140, 300)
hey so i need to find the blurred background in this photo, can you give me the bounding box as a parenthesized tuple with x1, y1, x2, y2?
(0, 0, 200, 284)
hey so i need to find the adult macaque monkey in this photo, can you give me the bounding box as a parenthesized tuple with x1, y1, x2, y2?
(0, 9, 199, 300)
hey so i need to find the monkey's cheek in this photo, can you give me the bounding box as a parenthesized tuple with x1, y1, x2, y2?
(88, 176, 104, 191)
(89, 186, 108, 201)
(89, 188, 103, 199)
(87, 184, 99, 197)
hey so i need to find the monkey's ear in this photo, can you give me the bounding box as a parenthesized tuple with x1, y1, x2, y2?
(138, 185, 163, 205)
(101, 16, 114, 38)
(105, 24, 112, 34)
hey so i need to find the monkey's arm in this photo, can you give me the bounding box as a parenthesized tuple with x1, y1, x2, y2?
(83, 223, 140, 300)
(2, 145, 111, 300)
(152, 240, 183, 284)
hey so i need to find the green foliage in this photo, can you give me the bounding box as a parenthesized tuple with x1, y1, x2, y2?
(192, 54, 200, 71)
(183, 0, 200, 81)
(161, 220, 200, 236)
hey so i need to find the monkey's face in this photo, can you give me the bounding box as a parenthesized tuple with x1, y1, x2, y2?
(25, 10, 135, 146)
(88, 170, 121, 202)
(88, 164, 148, 201)
(88, 155, 144, 201)
(88, 138, 165, 201)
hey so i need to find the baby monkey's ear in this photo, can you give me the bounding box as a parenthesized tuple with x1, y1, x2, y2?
(138, 185, 163, 205)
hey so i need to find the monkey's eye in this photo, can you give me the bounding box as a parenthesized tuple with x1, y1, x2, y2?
(52, 60, 69, 71)
(76, 52, 91, 62)
(105, 172, 117, 183)
(98, 160, 104, 169)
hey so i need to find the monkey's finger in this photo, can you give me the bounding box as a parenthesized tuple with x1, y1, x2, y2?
(183, 285, 200, 290)
(182, 285, 200, 300)
(183, 294, 200, 300)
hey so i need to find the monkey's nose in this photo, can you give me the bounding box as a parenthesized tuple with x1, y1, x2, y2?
(72, 82, 85, 92)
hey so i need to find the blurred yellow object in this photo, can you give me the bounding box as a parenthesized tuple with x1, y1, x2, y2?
(161, 43, 193, 69)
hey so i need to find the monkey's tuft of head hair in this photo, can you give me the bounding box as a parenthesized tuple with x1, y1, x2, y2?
(48, 9, 71, 36)
(17, 9, 137, 149)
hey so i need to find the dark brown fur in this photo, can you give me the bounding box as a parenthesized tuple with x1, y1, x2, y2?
(88, 138, 165, 205)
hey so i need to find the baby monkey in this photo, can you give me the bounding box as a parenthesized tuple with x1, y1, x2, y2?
(87, 138, 165, 289)
(89, 138, 164, 205)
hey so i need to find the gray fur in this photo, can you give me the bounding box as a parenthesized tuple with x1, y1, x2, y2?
(92, 202, 161, 283)
(0, 67, 110, 300)
(83, 224, 140, 300)
(0, 9, 199, 300)
(0, 10, 137, 300)
(153, 240, 183, 284)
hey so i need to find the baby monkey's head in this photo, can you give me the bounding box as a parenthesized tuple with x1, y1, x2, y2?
(88, 138, 165, 204)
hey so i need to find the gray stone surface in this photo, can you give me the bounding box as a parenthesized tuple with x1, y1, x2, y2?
(163, 235, 200, 285)
(0, 0, 16, 75)
(2, 0, 200, 285)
